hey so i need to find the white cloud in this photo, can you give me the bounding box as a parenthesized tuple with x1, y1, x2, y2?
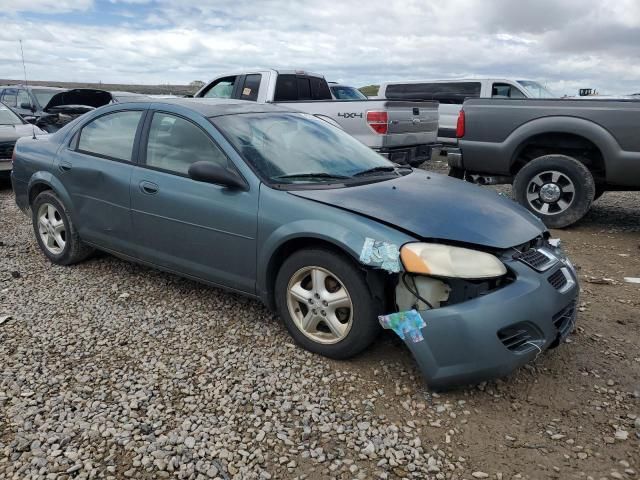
(0, 0, 638, 95)
(0, 0, 92, 13)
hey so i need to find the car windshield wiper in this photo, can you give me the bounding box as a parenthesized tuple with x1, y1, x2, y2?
(352, 165, 411, 177)
(274, 172, 351, 181)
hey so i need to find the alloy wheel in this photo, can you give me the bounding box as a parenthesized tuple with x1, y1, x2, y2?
(526, 170, 576, 215)
(286, 266, 353, 344)
(37, 203, 66, 255)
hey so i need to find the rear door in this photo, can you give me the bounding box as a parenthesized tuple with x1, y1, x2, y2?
(129, 108, 258, 293)
(56, 108, 147, 255)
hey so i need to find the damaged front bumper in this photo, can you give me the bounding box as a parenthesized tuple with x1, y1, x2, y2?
(395, 253, 579, 389)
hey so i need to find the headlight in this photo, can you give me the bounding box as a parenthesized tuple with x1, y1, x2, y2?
(400, 243, 507, 279)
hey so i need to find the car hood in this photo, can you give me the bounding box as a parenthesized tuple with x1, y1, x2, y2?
(0, 123, 45, 141)
(289, 169, 546, 249)
(43, 89, 114, 112)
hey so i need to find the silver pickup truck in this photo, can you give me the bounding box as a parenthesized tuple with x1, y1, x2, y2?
(194, 70, 439, 166)
(451, 98, 640, 227)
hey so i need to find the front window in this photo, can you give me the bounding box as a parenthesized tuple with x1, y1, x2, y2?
(517, 81, 556, 98)
(145, 112, 229, 175)
(331, 86, 367, 100)
(202, 76, 237, 99)
(0, 104, 23, 125)
(32, 89, 59, 108)
(213, 112, 398, 185)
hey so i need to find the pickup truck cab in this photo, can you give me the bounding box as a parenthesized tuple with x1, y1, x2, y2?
(453, 98, 640, 228)
(376, 78, 555, 146)
(195, 70, 439, 166)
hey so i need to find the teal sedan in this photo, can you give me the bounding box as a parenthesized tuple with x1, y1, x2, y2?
(11, 99, 579, 388)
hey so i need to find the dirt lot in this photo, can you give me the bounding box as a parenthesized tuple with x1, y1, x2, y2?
(1, 161, 638, 480)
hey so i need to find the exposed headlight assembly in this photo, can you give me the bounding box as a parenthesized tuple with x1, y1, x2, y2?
(400, 243, 507, 279)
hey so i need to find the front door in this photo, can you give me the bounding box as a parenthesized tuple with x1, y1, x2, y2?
(130, 110, 258, 293)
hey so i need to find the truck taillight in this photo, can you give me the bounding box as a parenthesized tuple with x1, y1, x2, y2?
(366, 111, 388, 134)
(456, 110, 465, 138)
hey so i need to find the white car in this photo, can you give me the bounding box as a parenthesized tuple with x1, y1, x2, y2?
(375, 78, 555, 145)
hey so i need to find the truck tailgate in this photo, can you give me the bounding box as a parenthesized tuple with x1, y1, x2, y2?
(384, 100, 439, 147)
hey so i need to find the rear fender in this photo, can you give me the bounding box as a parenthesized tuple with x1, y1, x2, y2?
(27, 172, 77, 221)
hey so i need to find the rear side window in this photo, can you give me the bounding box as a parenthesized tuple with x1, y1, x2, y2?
(240, 74, 261, 101)
(274, 75, 332, 101)
(17, 90, 31, 108)
(385, 82, 481, 104)
(145, 112, 228, 175)
(492, 83, 526, 99)
(201, 76, 237, 99)
(78, 111, 143, 161)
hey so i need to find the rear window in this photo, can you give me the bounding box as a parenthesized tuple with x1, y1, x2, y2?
(274, 75, 332, 101)
(385, 82, 481, 104)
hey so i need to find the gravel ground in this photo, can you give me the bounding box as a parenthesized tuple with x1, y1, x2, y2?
(1, 165, 639, 480)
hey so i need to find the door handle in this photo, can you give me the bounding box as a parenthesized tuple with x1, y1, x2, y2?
(139, 181, 159, 195)
(59, 161, 72, 172)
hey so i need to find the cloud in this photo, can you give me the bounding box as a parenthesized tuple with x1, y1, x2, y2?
(0, 0, 92, 13)
(0, 0, 638, 95)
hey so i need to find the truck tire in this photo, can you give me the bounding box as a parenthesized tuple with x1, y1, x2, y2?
(513, 154, 595, 229)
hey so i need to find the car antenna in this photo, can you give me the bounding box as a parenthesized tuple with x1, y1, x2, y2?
(19, 39, 37, 140)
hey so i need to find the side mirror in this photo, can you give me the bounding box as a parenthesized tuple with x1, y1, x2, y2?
(188, 161, 246, 189)
(20, 102, 33, 110)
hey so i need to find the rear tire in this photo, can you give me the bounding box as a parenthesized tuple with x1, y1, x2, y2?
(31, 191, 94, 265)
(513, 154, 595, 228)
(275, 248, 381, 360)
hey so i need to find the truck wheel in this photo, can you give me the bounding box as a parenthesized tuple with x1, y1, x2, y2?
(513, 154, 595, 228)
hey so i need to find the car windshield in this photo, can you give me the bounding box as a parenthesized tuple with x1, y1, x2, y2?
(331, 86, 367, 100)
(32, 89, 60, 107)
(0, 104, 23, 125)
(517, 81, 556, 98)
(213, 112, 396, 184)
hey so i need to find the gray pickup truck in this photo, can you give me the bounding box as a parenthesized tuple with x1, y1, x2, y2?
(450, 98, 640, 227)
(194, 70, 439, 166)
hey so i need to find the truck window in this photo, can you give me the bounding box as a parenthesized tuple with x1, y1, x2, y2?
(274, 75, 332, 101)
(492, 83, 526, 99)
(240, 74, 261, 101)
(385, 82, 481, 104)
(2, 89, 18, 107)
(201, 76, 237, 99)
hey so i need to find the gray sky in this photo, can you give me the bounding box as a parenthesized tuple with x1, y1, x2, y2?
(1, 0, 639, 95)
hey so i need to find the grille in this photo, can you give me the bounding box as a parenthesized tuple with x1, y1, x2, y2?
(497, 323, 540, 353)
(553, 300, 577, 337)
(0, 141, 15, 159)
(548, 269, 568, 291)
(514, 248, 554, 271)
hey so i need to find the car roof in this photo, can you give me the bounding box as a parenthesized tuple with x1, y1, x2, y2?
(117, 98, 297, 117)
(0, 85, 68, 92)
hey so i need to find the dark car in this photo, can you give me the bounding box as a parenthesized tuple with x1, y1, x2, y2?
(0, 102, 46, 177)
(0, 85, 149, 133)
(11, 99, 579, 388)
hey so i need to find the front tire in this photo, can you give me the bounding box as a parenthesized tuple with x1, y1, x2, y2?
(31, 191, 94, 265)
(513, 154, 595, 228)
(275, 249, 381, 360)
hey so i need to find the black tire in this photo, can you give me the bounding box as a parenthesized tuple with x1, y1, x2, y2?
(275, 248, 382, 360)
(31, 190, 94, 265)
(448, 167, 465, 179)
(513, 154, 595, 229)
